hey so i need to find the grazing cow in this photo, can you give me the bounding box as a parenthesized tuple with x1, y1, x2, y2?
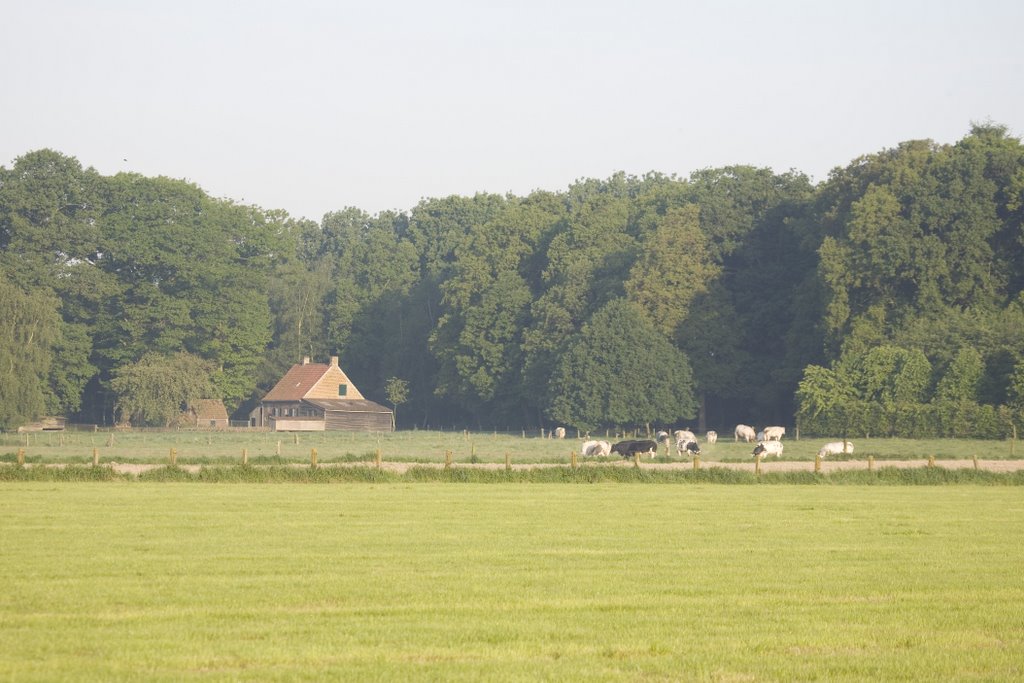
(706, 430, 718, 444)
(581, 440, 611, 457)
(752, 440, 784, 458)
(735, 424, 756, 442)
(763, 426, 785, 441)
(817, 441, 854, 458)
(674, 429, 696, 443)
(611, 439, 658, 459)
(656, 431, 671, 447)
(553, 427, 566, 439)
(677, 438, 701, 456)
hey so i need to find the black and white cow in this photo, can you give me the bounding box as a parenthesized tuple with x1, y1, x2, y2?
(752, 441, 784, 458)
(610, 439, 658, 459)
(677, 439, 701, 456)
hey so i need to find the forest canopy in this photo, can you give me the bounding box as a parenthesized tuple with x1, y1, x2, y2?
(1, 124, 1022, 436)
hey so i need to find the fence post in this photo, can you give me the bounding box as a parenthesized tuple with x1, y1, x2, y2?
(169, 448, 177, 466)
(242, 448, 248, 466)
(814, 454, 821, 473)
(276, 440, 282, 456)
(633, 452, 640, 468)
(505, 452, 511, 471)
(375, 447, 382, 470)
(92, 447, 99, 467)
(17, 448, 25, 466)
(445, 450, 452, 469)
(928, 454, 936, 468)
(755, 453, 761, 476)
(310, 448, 318, 468)
(868, 455, 874, 472)
(571, 450, 578, 469)
(693, 454, 700, 470)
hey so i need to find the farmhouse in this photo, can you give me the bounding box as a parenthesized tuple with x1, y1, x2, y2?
(251, 356, 393, 432)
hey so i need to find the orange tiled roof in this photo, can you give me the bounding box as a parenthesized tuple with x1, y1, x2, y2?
(262, 363, 332, 401)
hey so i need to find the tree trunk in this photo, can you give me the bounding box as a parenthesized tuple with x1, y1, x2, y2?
(697, 392, 707, 433)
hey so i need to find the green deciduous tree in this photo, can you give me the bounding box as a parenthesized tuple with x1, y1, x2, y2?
(384, 377, 409, 427)
(110, 352, 217, 427)
(935, 347, 984, 403)
(795, 364, 859, 422)
(625, 204, 719, 338)
(0, 276, 61, 430)
(546, 299, 696, 432)
(855, 345, 933, 406)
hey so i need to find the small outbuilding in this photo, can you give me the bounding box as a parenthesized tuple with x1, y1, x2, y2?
(185, 399, 230, 429)
(17, 416, 67, 433)
(251, 356, 393, 432)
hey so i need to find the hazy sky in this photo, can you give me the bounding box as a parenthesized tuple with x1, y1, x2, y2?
(3, 0, 1022, 222)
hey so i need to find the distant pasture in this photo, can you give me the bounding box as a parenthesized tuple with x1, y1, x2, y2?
(2, 428, 1020, 467)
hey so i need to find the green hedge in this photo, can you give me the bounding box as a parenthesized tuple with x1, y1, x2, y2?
(3, 463, 1023, 485)
(800, 401, 1018, 439)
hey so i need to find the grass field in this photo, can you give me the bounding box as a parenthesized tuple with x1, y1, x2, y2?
(2, 429, 1021, 466)
(2, 484, 1023, 681)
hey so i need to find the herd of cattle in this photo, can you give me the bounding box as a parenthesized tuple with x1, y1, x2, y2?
(577, 424, 854, 460)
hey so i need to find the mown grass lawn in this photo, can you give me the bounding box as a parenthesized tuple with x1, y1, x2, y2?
(2, 484, 1023, 681)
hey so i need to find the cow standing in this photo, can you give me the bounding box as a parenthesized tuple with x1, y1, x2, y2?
(610, 439, 658, 459)
(735, 424, 756, 442)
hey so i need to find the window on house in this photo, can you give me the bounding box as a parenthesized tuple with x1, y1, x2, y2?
(338, 384, 347, 396)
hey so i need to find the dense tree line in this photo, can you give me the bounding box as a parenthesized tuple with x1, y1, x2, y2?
(1, 125, 1022, 436)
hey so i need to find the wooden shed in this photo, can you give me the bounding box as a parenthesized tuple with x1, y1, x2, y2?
(254, 356, 393, 432)
(185, 399, 230, 429)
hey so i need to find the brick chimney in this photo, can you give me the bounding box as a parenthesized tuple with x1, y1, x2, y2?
(301, 356, 311, 365)
(329, 355, 339, 367)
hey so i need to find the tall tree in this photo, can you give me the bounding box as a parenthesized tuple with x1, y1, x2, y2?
(0, 277, 61, 430)
(934, 347, 984, 403)
(547, 299, 696, 432)
(110, 352, 217, 427)
(430, 197, 558, 422)
(521, 184, 634, 419)
(624, 204, 719, 337)
(0, 150, 110, 418)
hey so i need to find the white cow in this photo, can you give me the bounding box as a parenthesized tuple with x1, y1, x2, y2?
(581, 440, 611, 457)
(763, 426, 785, 441)
(674, 429, 696, 443)
(706, 430, 718, 444)
(817, 441, 854, 458)
(656, 431, 671, 447)
(752, 440, 784, 458)
(553, 427, 566, 439)
(735, 424, 756, 442)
